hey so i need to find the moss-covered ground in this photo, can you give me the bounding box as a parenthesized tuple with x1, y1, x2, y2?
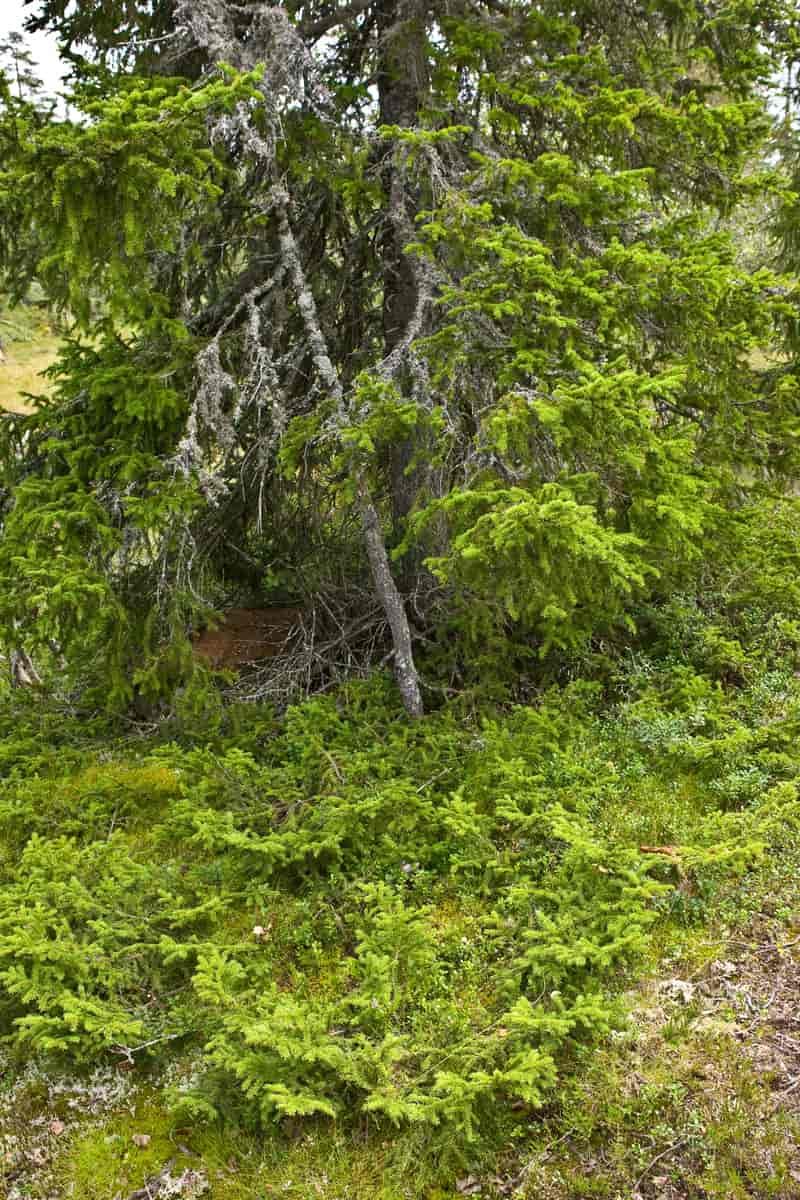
(0, 304, 60, 413)
(6, 865, 800, 1200)
(2, 608, 800, 1198)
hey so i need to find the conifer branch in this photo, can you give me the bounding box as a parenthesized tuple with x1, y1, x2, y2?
(300, 0, 374, 40)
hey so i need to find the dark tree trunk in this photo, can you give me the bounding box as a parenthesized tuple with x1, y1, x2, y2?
(377, 0, 431, 581)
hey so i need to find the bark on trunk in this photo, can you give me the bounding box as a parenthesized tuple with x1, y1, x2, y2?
(377, 0, 430, 559)
(359, 494, 424, 717)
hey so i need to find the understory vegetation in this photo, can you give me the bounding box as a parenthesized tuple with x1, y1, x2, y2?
(2, 590, 800, 1197)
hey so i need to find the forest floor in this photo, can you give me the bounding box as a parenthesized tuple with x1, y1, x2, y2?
(3, 864, 799, 1200)
(1, 655, 799, 1200)
(0, 311, 59, 412)
(515, 861, 800, 1200)
(0, 316, 798, 1197)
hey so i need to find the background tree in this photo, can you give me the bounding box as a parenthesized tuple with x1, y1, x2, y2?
(0, 30, 48, 105)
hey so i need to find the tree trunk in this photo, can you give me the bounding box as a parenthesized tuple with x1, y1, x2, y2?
(359, 494, 424, 717)
(377, 0, 430, 561)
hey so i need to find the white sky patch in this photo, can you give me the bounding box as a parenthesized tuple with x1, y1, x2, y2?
(2, 0, 68, 99)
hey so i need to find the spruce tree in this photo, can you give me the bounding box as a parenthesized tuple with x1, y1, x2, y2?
(0, 31, 47, 105)
(0, 0, 797, 711)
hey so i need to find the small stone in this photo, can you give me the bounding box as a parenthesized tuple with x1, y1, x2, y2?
(48, 1119, 66, 1136)
(456, 1177, 482, 1195)
(660, 978, 695, 1004)
(132, 1133, 151, 1149)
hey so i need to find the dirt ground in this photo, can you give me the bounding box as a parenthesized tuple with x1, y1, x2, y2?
(0, 334, 59, 413)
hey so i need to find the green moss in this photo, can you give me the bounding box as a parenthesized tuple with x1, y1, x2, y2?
(59, 1092, 405, 1200)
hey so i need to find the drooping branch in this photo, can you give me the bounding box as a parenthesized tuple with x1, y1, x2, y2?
(272, 185, 424, 717)
(147, 1, 425, 715)
(300, 0, 374, 40)
(190, 257, 282, 337)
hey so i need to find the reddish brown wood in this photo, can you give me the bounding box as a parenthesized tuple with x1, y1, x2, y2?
(192, 607, 302, 668)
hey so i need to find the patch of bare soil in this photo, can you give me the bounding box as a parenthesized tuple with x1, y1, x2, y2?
(638, 924, 800, 1200)
(484, 917, 800, 1200)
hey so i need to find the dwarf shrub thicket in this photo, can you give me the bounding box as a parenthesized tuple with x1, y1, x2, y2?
(0, 619, 799, 1173)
